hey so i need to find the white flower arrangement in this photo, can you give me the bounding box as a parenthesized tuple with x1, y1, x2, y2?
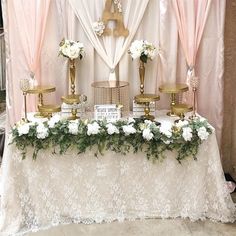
(11, 117, 213, 162)
(128, 40, 157, 63)
(59, 39, 84, 60)
(92, 20, 106, 37)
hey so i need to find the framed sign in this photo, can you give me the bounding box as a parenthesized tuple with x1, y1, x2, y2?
(94, 104, 121, 121)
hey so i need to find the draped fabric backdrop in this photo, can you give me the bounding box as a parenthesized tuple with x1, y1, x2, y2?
(2, 0, 225, 144)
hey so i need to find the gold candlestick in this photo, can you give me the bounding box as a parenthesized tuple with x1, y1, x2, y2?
(190, 76, 199, 119)
(139, 60, 145, 94)
(20, 78, 30, 122)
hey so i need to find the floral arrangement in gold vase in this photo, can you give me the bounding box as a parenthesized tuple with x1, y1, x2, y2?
(128, 40, 157, 94)
(59, 39, 84, 95)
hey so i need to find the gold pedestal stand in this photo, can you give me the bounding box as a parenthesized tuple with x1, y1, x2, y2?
(159, 83, 189, 116)
(26, 86, 57, 117)
(134, 94, 160, 120)
(38, 105, 61, 118)
(173, 104, 193, 122)
(61, 94, 81, 120)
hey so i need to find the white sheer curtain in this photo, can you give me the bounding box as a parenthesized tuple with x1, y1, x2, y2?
(3, 0, 225, 144)
(69, 0, 149, 81)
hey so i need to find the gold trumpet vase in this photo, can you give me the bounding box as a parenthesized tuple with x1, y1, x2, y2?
(69, 59, 76, 95)
(139, 60, 145, 94)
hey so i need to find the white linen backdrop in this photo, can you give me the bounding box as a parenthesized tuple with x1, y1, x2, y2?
(2, 0, 225, 143)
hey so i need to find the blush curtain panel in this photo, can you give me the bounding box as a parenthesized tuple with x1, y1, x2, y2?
(172, 0, 212, 105)
(9, 0, 51, 111)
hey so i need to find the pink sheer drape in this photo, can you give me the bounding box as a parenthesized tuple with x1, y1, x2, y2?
(10, 0, 51, 111)
(172, 0, 212, 103)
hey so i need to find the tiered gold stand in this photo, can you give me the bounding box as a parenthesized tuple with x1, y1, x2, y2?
(159, 83, 188, 116)
(38, 105, 61, 118)
(61, 94, 81, 120)
(27, 86, 58, 117)
(134, 94, 160, 120)
(173, 104, 193, 121)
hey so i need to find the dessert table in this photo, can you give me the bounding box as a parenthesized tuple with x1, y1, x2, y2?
(0, 111, 235, 236)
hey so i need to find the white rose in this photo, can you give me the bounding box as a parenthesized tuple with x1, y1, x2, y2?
(175, 120, 189, 128)
(87, 122, 100, 136)
(129, 40, 143, 59)
(142, 128, 154, 141)
(182, 127, 192, 142)
(128, 117, 135, 124)
(36, 123, 49, 139)
(197, 127, 209, 140)
(106, 123, 119, 135)
(48, 114, 61, 128)
(144, 120, 153, 127)
(68, 122, 79, 135)
(17, 123, 30, 136)
(122, 124, 136, 135)
(159, 122, 172, 138)
(163, 140, 171, 144)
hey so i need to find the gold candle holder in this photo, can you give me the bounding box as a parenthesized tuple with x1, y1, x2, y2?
(20, 78, 30, 122)
(139, 60, 145, 94)
(134, 94, 160, 120)
(159, 83, 189, 116)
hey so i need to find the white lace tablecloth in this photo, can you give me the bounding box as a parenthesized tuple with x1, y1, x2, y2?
(0, 113, 235, 235)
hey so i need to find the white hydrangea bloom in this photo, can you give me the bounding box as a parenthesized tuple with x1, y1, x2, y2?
(122, 124, 136, 135)
(142, 128, 154, 141)
(68, 122, 79, 135)
(87, 122, 100, 136)
(197, 127, 209, 140)
(182, 127, 193, 142)
(129, 40, 144, 59)
(17, 123, 30, 136)
(159, 122, 172, 138)
(36, 123, 49, 139)
(48, 114, 61, 128)
(106, 123, 119, 135)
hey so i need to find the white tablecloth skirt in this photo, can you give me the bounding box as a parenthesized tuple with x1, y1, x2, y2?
(0, 133, 235, 235)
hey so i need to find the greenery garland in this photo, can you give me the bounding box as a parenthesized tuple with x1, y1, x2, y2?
(10, 116, 213, 163)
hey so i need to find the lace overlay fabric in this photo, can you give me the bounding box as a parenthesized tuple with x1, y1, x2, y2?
(0, 133, 235, 235)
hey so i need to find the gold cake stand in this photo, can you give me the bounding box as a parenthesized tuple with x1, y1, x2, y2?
(38, 105, 61, 118)
(159, 83, 188, 116)
(173, 104, 193, 121)
(61, 94, 81, 120)
(134, 94, 160, 120)
(27, 86, 56, 117)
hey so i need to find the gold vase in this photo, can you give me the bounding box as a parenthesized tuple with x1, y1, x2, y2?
(139, 60, 145, 94)
(69, 59, 76, 95)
